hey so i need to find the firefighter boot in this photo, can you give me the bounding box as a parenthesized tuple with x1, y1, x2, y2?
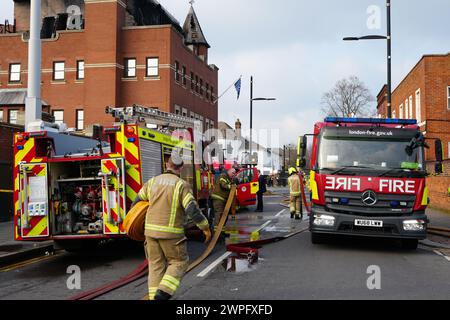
(295, 214, 301, 220)
(290, 212, 295, 219)
(154, 289, 172, 300)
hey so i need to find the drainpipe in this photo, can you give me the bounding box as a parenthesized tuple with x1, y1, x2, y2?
(25, 0, 42, 131)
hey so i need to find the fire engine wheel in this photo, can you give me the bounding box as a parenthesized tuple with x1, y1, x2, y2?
(401, 239, 418, 250)
(310, 232, 328, 245)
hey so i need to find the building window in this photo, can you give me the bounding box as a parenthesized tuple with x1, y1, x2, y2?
(206, 83, 210, 99)
(195, 75, 199, 93)
(76, 60, 84, 80)
(9, 63, 21, 83)
(174, 105, 181, 115)
(447, 86, 450, 110)
(9, 110, 18, 124)
(405, 99, 409, 119)
(124, 58, 136, 78)
(53, 110, 64, 125)
(0, 110, 3, 122)
(399, 104, 404, 119)
(415, 89, 421, 123)
(409, 96, 413, 120)
(76, 109, 84, 130)
(210, 120, 215, 129)
(146, 57, 159, 77)
(448, 142, 450, 159)
(174, 61, 180, 82)
(182, 108, 187, 117)
(392, 111, 396, 119)
(53, 61, 65, 80)
(199, 79, 203, 96)
(211, 86, 215, 103)
(190, 72, 195, 90)
(182, 66, 187, 86)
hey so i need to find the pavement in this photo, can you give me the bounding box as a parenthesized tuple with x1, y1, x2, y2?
(0, 221, 53, 268)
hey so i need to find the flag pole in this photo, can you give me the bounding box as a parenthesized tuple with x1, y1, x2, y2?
(213, 75, 242, 104)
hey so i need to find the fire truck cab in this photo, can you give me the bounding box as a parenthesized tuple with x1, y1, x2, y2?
(298, 117, 444, 250)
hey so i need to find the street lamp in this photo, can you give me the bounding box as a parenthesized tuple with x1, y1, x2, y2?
(250, 76, 276, 159)
(343, 0, 392, 118)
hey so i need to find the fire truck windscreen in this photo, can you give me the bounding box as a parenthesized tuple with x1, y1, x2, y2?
(317, 127, 424, 174)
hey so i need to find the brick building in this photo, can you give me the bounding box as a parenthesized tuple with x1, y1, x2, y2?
(0, 0, 218, 132)
(377, 53, 450, 211)
(377, 53, 450, 161)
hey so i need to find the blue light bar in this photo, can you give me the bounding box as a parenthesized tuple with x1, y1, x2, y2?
(325, 117, 417, 125)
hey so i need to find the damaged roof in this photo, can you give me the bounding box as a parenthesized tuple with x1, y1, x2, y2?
(183, 5, 210, 48)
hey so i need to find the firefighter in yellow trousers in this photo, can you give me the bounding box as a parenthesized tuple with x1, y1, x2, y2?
(132, 155, 211, 300)
(211, 167, 236, 229)
(288, 167, 302, 220)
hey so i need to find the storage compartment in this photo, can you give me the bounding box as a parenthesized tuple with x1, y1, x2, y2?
(49, 160, 104, 235)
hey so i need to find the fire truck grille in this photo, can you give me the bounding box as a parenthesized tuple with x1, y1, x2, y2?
(324, 191, 416, 217)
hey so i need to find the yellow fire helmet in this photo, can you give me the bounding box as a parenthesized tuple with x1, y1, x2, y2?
(288, 167, 298, 175)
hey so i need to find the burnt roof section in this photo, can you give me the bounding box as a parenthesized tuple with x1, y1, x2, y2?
(183, 5, 210, 48)
(126, 0, 183, 33)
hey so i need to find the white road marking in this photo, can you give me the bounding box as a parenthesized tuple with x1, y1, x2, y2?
(433, 250, 450, 262)
(197, 252, 233, 278)
(275, 209, 286, 217)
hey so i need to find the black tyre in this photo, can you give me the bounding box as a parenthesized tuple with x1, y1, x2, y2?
(311, 232, 327, 245)
(401, 239, 418, 250)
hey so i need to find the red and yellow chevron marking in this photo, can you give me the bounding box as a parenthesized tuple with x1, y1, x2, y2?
(13, 135, 48, 240)
(114, 125, 143, 206)
(101, 159, 126, 235)
(17, 164, 49, 239)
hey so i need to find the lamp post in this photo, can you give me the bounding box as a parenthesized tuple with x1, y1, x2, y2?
(343, 0, 392, 118)
(249, 76, 276, 160)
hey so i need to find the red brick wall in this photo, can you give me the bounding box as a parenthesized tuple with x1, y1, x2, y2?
(0, 1, 218, 130)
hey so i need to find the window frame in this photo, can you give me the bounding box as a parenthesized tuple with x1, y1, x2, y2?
(0, 110, 3, 122)
(9, 63, 21, 83)
(199, 78, 203, 96)
(190, 72, 195, 91)
(76, 60, 85, 80)
(53, 110, 64, 125)
(399, 104, 404, 119)
(53, 61, 65, 81)
(174, 61, 180, 82)
(124, 58, 137, 78)
(8, 109, 19, 124)
(146, 57, 159, 77)
(447, 86, 450, 110)
(415, 89, 421, 123)
(182, 66, 187, 86)
(76, 109, 84, 131)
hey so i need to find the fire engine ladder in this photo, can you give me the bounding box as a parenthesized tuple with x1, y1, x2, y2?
(105, 105, 197, 129)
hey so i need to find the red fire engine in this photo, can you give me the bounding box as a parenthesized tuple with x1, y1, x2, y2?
(298, 117, 444, 250)
(13, 106, 260, 249)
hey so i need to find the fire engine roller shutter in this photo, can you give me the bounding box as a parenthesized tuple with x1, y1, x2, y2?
(140, 139, 162, 182)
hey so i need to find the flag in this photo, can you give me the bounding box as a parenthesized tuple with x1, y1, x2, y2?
(234, 78, 242, 100)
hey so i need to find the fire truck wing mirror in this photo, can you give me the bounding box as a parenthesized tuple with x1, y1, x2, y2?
(297, 135, 308, 169)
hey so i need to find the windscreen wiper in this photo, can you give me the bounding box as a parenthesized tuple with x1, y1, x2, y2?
(321, 166, 373, 175)
(378, 168, 408, 177)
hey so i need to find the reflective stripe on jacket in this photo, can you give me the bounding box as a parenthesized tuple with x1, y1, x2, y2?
(212, 173, 232, 203)
(138, 171, 209, 239)
(288, 174, 301, 197)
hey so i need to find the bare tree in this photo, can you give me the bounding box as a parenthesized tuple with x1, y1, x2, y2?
(321, 76, 375, 117)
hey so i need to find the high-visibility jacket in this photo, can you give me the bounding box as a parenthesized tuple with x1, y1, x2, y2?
(138, 171, 209, 239)
(288, 174, 301, 197)
(211, 173, 232, 202)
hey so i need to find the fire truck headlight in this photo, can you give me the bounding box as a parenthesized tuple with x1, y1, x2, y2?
(403, 220, 425, 231)
(313, 214, 335, 227)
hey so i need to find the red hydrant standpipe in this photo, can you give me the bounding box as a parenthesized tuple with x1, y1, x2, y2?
(299, 172, 311, 214)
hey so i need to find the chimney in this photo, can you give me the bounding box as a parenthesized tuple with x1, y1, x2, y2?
(235, 118, 241, 139)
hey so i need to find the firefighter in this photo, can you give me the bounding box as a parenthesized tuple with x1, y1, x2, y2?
(132, 154, 211, 300)
(288, 167, 302, 220)
(211, 166, 237, 229)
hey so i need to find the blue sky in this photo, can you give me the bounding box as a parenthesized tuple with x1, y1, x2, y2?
(1, 0, 449, 145)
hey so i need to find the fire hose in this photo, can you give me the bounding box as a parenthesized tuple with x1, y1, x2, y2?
(68, 185, 308, 300)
